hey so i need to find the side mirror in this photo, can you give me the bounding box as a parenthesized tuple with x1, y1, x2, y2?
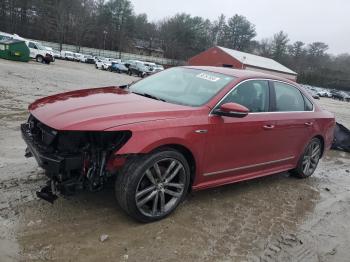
(213, 103, 249, 118)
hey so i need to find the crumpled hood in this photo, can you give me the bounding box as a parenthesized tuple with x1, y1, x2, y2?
(29, 86, 193, 130)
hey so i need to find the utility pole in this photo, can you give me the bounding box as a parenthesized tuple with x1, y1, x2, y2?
(103, 30, 107, 56)
(118, 24, 122, 59)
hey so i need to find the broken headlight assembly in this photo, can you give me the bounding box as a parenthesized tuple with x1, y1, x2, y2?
(21, 115, 131, 203)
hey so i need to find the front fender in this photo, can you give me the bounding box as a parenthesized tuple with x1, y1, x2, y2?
(117, 133, 196, 155)
(106, 115, 209, 176)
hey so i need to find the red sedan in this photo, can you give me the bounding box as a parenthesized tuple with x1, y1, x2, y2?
(21, 66, 335, 222)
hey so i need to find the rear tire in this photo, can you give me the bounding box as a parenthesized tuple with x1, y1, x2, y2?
(292, 138, 322, 178)
(115, 149, 190, 223)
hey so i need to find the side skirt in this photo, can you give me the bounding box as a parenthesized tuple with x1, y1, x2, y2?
(192, 164, 295, 191)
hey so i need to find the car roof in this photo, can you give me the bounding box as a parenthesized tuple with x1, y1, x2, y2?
(183, 66, 297, 85)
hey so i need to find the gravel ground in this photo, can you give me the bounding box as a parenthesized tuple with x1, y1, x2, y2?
(0, 59, 350, 262)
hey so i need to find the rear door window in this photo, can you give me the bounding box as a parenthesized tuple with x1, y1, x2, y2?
(274, 82, 305, 112)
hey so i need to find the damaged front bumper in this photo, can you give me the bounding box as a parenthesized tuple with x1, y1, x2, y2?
(21, 116, 131, 203)
(21, 123, 82, 176)
(21, 122, 84, 202)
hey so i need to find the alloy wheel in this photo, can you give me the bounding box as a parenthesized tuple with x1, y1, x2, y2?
(302, 140, 321, 176)
(135, 158, 186, 217)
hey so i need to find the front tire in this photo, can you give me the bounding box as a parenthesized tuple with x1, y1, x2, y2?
(116, 149, 190, 222)
(36, 55, 43, 63)
(292, 138, 322, 178)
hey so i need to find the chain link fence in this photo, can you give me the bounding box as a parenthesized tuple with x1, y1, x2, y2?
(31, 39, 185, 66)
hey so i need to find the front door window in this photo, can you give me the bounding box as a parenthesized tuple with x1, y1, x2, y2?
(219, 80, 270, 113)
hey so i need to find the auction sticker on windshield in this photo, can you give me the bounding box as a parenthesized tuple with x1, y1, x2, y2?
(196, 72, 220, 82)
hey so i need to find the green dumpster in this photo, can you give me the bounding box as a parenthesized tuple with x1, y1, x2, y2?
(0, 39, 30, 62)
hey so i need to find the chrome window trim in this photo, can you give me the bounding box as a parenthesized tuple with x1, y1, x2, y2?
(209, 78, 315, 116)
(203, 156, 295, 177)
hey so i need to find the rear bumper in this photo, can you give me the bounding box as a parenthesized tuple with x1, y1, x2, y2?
(21, 123, 82, 176)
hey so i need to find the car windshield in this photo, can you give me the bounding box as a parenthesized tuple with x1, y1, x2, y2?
(130, 67, 235, 106)
(36, 43, 45, 50)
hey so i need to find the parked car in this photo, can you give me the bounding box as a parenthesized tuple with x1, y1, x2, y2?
(51, 49, 62, 59)
(307, 89, 320, 99)
(95, 58, 111, 70)
(21, 67, 335, 222)
(93, 56, 104, 63)
(61, 51, 75, 61)
(153, 64, 165, 73)
(123, 59, 136, 69)
(80, 54, 94, 64)
(26, 40, 54, 64)
(128, 60, 155, 77)
(107, 58, 121, 63)
(331, 90, 350, 101)
(109, 62, 129, 73)
(317, 90, 332, 98)
(73, 53, 83, 62)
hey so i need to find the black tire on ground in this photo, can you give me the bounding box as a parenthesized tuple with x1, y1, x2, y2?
(95, 65, 98, 69)
(36, 55, 43, 63)
(115, 149, 190, 223)
(291, 137, 322, 178)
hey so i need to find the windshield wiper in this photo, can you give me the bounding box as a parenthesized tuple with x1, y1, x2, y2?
(132, 92, 166, 102)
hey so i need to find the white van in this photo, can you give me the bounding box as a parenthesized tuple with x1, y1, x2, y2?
(0, 32, 54, 64)
(26, 40, 54, 64)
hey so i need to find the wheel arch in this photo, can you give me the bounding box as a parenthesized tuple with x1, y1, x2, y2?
(313, 134, 325, 158)
(150, 144, 196, 191)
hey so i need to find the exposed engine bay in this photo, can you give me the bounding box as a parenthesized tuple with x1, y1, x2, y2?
(21, 115, 131, 203)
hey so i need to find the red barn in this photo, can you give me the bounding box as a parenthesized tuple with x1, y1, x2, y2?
(188, 46, 297, 81)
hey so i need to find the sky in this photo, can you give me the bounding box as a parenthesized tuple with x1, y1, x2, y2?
(130, 0, 350, 55)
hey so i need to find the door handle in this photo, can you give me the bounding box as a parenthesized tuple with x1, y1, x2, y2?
(304, 122, 313, 127)
(263, 124, 275, 130)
